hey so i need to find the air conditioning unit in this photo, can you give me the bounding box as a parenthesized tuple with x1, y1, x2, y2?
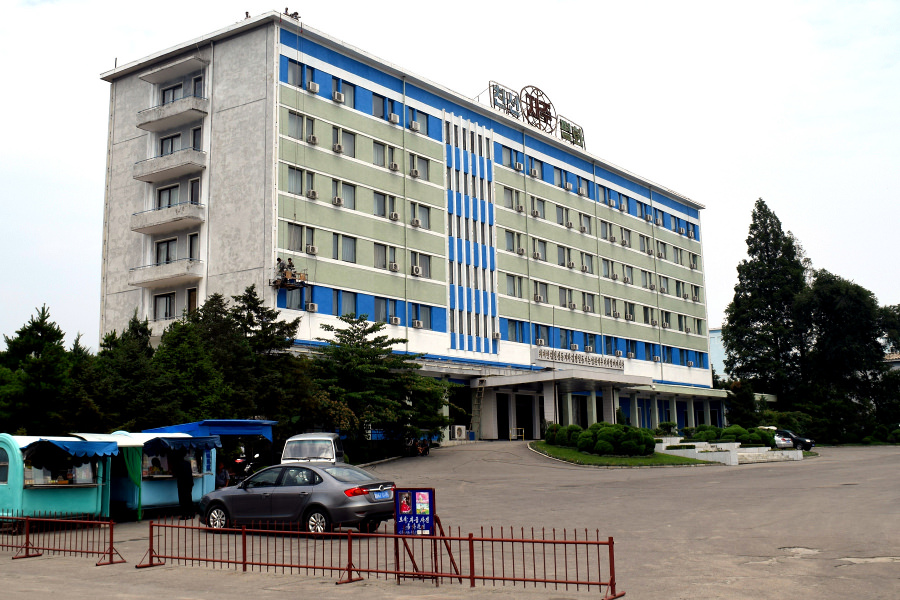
(582, 305, 592, 312)
(615, 350, 623, 357)
(690, 263, 697, 270)
(626, 314, 635, 321)
(412, 319, 424, 329)
(645, 214, 652, 222)
(411, 218, 421, 228)
(579, 225, 587, 233)
(411, 265, 422, 276)
(581, 265, 589, 273)
(655, 218, 662, 226)
(585, 345, 594, 353)
(531, 209, 540, 217)
(532, 252, 542, 260)
(662, 322, 670, 329)
(305, 302, 318, 313)
(332, 143, 343, 153)
(687, 360, 695, 367)
(332, 91, 345, 103)
(516, 247, 525, 255)
(535, 338, 545, 346)
(564, 182, 573, 191)
(533, 294, 543, 303)
(623, 277, 631, 284)
(453, 425, 467, 440)
(306, 190, 318, 200)
(492, 332, 501, 340)
(609, 236, 617, 243)
(578, 187, 587, 196)
(685, 327, 692, 334)
(613, 311, 620, 318)
(657, 251, 664, 258)
(332, 196, 343, 207)
(306, 244, 318, 255)
(646, 248, 653, 256)
(529, 168, 538, 177)
(515, 162, 524, 171)
(307, 134, 318, 145)
(409, 121, 420, 132)
(621, 239, 628, 246)
(566, 221, 573, 228)
(388, 262, 399, 272)
(306, 81, 319, 94)
(515, 204, 524, 213)
(568, 302, 577, 310)
(660, 288, 668, 294)
(682, 293, 689, 300)
(679, 227, 686, 234)
(651, 319, 658, 326)
(627, 352, 635, 359)
(611, 273, 619, 280)
(688, 231, 695, 239)
(619, 203, 626, 211)
(692, 295, 699, 302)
(653, 355, 661, 362)
(390, 316, 401, 325)
(389, 211, 399, 221)
(607, 199, 616, 207)
(409, 168, 419, 178)
(649, 284, 656, 291)
(389, 113, 400, 124)
(389, 162, 399, 171)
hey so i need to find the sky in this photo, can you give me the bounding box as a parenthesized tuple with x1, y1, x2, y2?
(1, 0, 898, 352)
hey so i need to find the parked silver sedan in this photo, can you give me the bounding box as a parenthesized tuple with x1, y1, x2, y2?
(199, 463, 395, 532)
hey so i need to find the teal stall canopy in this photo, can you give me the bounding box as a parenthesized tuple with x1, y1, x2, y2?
(142, 435, 221, 455)
(24, 439, 119, 466)
(143, 420, 277, 441)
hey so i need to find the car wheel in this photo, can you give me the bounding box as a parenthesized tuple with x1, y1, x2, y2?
(206, 505, 230, 529)
(794, 442, 803, 450)
(358, 520, 381, 534)
(304, 507, 331, 533)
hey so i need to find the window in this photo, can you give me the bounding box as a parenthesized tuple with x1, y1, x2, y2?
(659, 276, 670, 294)
(501, 146, 513, 168)
(639, 235, 651, 253)
(411, 303, 432, 329)
(624, 265, 633, 282)
(553, 167, 562, 187)
(581, 253, 594, 274)
(410, 203, 431, 229)
(187, 288, 198, 313)
(505, 274, 523, 297)
(556, 205, 569, 226)
(602, 259, 611, 278)
(672, 247, 683, 265)
(626, 339, 637, 356)
(695, 318, 705, 335)
(532, 238, 546, 260)
(620, 227, 631, 247)
(530, 196, 545, 218)
(156, 239, 176, 264)
(287, 59, 302, 86)
(409, 108, 429, 135)
(190, 127, 202, 151)
(287, 223, 315, 253)
(504, 230, 518, 252)
(656, 241, 667, 260)
(160, 134, 179, 156)
(334, 290, 357, 317)
(288, 111, 303, 139)
(534, 324, 549, 342)
(374, 243, 396, 270)
(663, 346, 674, 364)
(692, 285, 701, 301)
(557, 245, 570, 267)
(373, 142, 385, 167)
(604, 297, 616, 317)
(586, 333, 597, 351)
(580, 213, 592, 234)
(189, 179, 200, 204)
(287, 166, 303, 195)
(624, 302, 635, 320)
(0, 447, 8, 484)
(507, 320, 522, 342)
(620, 196, 628, 212)
(332, 127, 356, 157)
(678, 314, 686, 332)
(332, 180, 356, 209)
(154, 293, 176, 321)
(690, 253, 699, 269)
(188, 233, 199, 260)
(192, 76, 203, 98)
(529, 158, 543, 178)
(342, 82, 356, 108)
(661, 310, 672, 328)
(533, 281, 548, 301)
(161, 84, 182, 105)
(599, 220, 610, 240)
(332, 235, 356, 263)
(559, 287, 573, 308)
(641, 270, 653, 289)
(374, 192, 395, 218)
(372, 94, 385, 119)
(582, 293, 595, 312)
(560, 329, 574, 347)
(410, 154, 429, 179)
(675, 280, 685, 298)
(410, 252, 431, 278)
(374, 297, 389, 322)
(503, 187, 518, 209)
(605, 336, 615, 356)
(157, 185, 178, 209)
(643, 306, 655, 325)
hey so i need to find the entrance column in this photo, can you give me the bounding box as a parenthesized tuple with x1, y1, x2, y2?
(651, 395, 660, 429)
(630, 395, 639, 428)
(668, 397, 677, 429)
(602, 386, 617, 424)
(587, 389, 598, 426)
(687, 398, 695, 428)
(562, 393, 574, 426)
(542, 381, 557, 425)
(532, 395, 541, 440)
(704, 399, 712, 427)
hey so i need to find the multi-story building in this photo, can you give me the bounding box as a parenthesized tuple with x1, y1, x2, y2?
(100, 10, 726, 440)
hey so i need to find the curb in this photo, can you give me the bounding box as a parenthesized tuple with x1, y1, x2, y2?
(527, 442, 724, 469)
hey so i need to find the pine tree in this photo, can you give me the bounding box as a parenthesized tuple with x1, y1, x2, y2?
(722, 199, 807, 405)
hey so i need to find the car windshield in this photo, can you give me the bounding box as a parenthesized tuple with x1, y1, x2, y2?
(283, 440, 334, 460)
(324, 465, 378, 483)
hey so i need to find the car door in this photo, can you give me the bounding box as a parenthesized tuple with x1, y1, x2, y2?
(229, 467, 283, 523)
(270, 466, 318, 520)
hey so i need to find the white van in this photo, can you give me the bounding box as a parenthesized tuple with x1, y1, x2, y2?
(281, 432, 345, 464)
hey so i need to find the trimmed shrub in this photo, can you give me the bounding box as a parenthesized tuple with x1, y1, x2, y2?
(576, 431, 595, 452)
(620, 439, 642, 455)
(565, 424, 583, 446)
(723, 425, 749, 439)
(748, 433, 762, 444)
(594, 440, 615, 455)
(888, 429, 900, 443)
(682, 427, 696, 439)
(658, 421, 677, 435)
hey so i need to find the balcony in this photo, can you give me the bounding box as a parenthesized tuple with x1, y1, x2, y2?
(139, 55, 207, 84)
(137, 95, 209, 132)
(131, 202, 205, 235)
(133, 148, 207, 183)
(128, 258, 203, 288)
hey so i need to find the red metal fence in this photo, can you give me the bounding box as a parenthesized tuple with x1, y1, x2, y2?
(0, 512, 124, 566)
(136, 517, 623, 597)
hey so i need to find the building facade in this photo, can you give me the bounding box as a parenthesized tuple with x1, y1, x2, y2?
(100, 11, 726, 440)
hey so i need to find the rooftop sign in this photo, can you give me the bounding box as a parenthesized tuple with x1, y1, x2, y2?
(489, 81, 585, 149)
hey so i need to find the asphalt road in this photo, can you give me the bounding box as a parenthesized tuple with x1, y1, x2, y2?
(2, 444, 898, 599)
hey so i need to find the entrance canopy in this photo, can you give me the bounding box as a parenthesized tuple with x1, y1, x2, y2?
(143, 419, 277, 442)
(142, 435, 221, 454)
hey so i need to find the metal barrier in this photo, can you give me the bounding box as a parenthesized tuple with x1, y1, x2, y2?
(136, 516, 623, 597)
(0, 512, 125, 566)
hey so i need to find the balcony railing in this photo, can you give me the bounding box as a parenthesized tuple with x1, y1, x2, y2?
(130, 202, 205, 235)
(137, 95, 209, 132)
(128, 258, 203, 288)
(133, 147, 207, 183)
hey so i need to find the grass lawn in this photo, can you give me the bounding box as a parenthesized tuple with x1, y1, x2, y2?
(530, 441, 716, 466)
